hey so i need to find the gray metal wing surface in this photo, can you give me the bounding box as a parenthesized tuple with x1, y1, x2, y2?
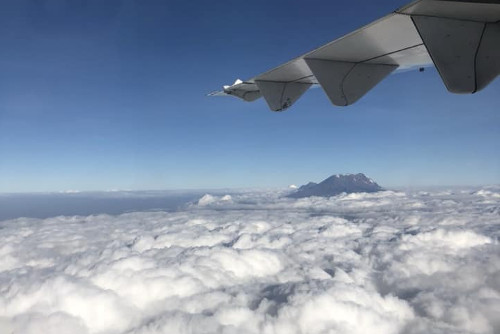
(210, 0, 500, 111)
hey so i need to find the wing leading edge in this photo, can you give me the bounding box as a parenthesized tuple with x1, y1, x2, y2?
(210, 0, 500, 111)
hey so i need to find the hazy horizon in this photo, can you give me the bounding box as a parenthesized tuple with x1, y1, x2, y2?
(1, 184, 499, 222)
(1, 177, 498, 195)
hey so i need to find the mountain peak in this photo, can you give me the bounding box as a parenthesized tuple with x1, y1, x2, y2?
(287, 173, 383, 198)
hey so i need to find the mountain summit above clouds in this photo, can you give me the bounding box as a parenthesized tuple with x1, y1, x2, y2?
(287, 173, 383, 198)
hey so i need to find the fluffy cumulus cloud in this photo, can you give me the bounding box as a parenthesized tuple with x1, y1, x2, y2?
(0, 188, 499, 334)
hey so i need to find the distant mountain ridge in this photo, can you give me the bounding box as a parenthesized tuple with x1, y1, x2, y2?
(287, 173, 383, 198)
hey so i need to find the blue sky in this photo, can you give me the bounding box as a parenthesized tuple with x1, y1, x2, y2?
(0, 0, 499, 192)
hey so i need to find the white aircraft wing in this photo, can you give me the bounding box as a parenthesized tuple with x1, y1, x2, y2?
(211, 0, 500, 111)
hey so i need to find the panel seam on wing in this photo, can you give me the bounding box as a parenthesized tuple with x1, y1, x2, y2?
(395, 12, 492, 24)
(473, 22, 487, 94)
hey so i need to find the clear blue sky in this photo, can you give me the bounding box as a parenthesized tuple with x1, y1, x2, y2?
(1, 0, 499, 192)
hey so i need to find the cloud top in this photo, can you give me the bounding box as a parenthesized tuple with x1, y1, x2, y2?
(0, 188, 499, 333)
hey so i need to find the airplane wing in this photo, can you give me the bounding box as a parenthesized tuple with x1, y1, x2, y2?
(210, 0, 500, 111)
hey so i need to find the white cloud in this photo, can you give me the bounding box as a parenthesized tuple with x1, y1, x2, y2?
(0, 188, 499, 333)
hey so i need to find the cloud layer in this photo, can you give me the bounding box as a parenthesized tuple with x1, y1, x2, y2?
(0, 188, 499, 334)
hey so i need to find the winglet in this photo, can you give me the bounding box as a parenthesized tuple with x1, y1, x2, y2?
(211, 79, 262, 102)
